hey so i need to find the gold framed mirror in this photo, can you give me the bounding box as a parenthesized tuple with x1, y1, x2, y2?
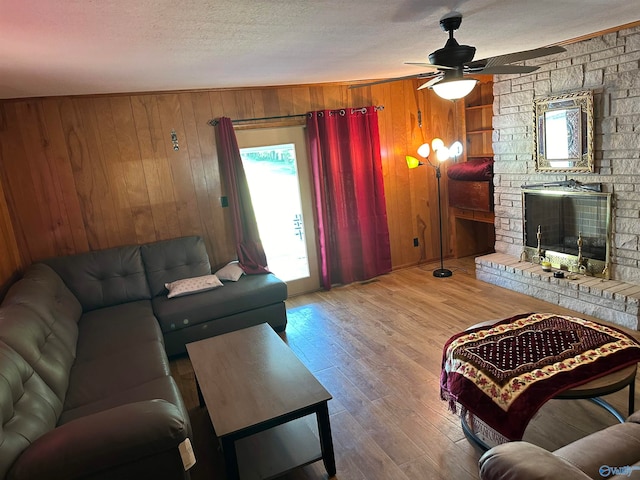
(534, 90, 594, 173)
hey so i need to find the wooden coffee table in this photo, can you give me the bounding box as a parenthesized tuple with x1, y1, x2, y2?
(186, 323, 336, 480)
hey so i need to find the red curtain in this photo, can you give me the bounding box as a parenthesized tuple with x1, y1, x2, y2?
(306, 107, 392, 289)
(215, 117, 269, 274)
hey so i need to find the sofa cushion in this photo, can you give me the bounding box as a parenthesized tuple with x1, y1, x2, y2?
(0, 341, 62, 479)
(478, 441, 593, 480)
(0, 304, 76, 403)
(42, 245, 151, 312)
(11, 399, 189, 480)
(141, 236, 212, 297)
(2, 263, 82, 333)
(74, 300, 162, 361)
(552, 420, 640, 479)
(64, 339, 170, 411)
(0, 264, 81, 402)
(59, 376, 186, 426)
(152, 273, 287, 333)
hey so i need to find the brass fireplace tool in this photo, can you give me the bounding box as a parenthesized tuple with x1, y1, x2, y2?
(529, 225, 543, 264)
(570, 232, 587, 274)
(521, 224, 545, 264)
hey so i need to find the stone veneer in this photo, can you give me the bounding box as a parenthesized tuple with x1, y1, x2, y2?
(477, 25, 640, 329)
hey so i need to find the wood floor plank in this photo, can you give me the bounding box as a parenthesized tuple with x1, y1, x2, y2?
(172, 257, 640, 480)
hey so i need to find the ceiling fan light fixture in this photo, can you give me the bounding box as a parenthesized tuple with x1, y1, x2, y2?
(431, 78, 478, 100)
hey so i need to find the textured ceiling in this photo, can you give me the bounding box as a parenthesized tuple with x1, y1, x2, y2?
(1, 0, 638, 99)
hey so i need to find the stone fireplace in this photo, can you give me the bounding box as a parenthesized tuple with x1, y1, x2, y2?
(477, 184, 640, 330)
(473, 25, 640, 330)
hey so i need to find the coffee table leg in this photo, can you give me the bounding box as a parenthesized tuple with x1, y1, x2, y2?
(195, 375, 205, 408)
(316, 401, 336, 477)
(221, 436, 240, 480)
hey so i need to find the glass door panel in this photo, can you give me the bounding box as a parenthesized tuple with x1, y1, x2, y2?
(236, 126, 319, 295)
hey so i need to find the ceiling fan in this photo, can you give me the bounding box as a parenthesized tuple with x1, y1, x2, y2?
(351, 13, 566, 99)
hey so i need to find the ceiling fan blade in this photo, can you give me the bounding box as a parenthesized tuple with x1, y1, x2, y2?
(404, 62, 455, 70)
(472, 45, 566, 69)
(348, 73, 435, 89)
(417, 75, 444, 90)
(478, 65, 540, 74)
(464, 59, 487, 71)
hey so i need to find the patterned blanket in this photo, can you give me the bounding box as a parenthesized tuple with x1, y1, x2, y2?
(440, 313, 640, 441)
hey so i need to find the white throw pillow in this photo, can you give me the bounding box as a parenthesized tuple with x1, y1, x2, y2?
(165, 274, 223, 298)
(214, 261, 245, 282)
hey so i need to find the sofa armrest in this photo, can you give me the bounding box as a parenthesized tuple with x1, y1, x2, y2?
(479, 442, 592, 480)
(627, 411, 640, 424)
(9, 399, 190, 480)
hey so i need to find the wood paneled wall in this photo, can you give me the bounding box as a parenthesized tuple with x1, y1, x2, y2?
(0, 176, 21, 296)
(0, 80, 460, 289)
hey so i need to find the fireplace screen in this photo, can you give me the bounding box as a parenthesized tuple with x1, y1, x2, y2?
(522, 189, 612, 277)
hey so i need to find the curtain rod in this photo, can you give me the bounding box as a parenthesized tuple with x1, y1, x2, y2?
(208, 114, 305, 127)
(207, 105, 384, 127)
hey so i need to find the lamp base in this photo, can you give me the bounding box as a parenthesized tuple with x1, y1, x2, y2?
(433, 268, 453, 278)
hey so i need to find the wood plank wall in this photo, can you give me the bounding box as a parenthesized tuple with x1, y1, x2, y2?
(0, 80, 460, 289)
(0, 177, 21, 296)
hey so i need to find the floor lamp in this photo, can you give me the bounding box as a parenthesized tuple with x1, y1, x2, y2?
(407, 139, 463, 278)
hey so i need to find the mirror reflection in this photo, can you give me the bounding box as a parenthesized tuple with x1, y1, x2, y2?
(534, 91, 593, 172)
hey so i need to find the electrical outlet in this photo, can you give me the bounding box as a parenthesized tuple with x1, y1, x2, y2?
(413, 237, 419, 247)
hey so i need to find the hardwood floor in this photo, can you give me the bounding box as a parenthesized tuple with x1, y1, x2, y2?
(170, 257, 639, 480)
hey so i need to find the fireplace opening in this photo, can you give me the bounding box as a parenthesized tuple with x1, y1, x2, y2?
(521, 189, 612, 277)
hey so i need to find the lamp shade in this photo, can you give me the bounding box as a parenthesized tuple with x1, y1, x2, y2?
(436, 146, 450, 162)
(417, 143, 430, 158)
(450, 141, 463, 157)
(432, 78, 478, 100)
(431, 138, 444, 152)
(406, 155, 422, 169)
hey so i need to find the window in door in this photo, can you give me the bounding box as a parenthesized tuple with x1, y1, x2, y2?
(236, 126, 319, 295)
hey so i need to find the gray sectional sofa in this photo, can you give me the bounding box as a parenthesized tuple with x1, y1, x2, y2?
(0, 262, 191, 480)
(0, 235, 288, 479)
(43, 235, 288, 357)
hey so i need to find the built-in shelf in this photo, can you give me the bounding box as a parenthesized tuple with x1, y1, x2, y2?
(464, 83, 493, 165)
(465, 104, 492, 111)
(451, 77, 495, 259)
